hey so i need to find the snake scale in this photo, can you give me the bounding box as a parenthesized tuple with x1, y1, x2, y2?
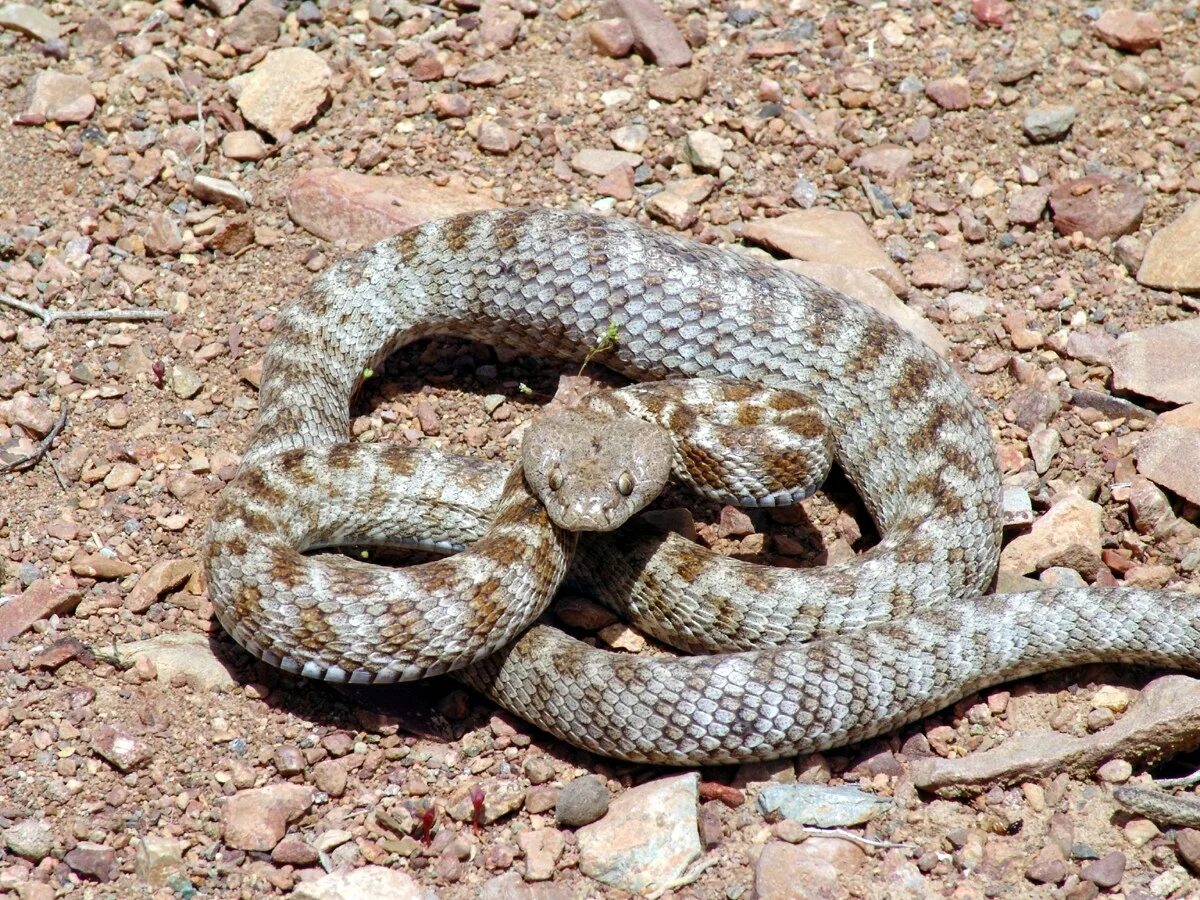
(206, 208, 1200, 765)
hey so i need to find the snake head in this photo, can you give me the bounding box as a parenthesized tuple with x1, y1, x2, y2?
(521, 408, 673, 532)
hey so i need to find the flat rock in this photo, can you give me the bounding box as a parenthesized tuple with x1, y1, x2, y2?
(577, 773, 701, 894)
(0, 579, 80, 642)
(287, 168, 498, 245)
(758, 784, 890, 827)
(228, 47, 331, 140)
(754, 838, 866, 899)
(1023, 104, 1077, 143)
(743, 209, 906, 295)
(19, 71, 95, 124)
(1137, 202, 1200, 292)
(223, 784, 314, 851)
(779, 260, 949, 357)
(910, 250, 969, 290)
(604, 0, 691, 68)
(1050, 175, 1144, 240)
(645, 68, 708, 102)
(571, 148, 642, 177)
(1136, 408, 1200, 505)
(1008, 186, 1052, 225)
(0, 3, 62, 40)
(290, 866, 428, 899)
(114, 632, 238, 691)
(999, 494, 1103, 578)
(190, 175, 249, 212)
(1094, 9, 1161, 53)
(1112, 319, 1200, 404)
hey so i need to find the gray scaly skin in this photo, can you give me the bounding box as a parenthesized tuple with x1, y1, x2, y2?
(206, 208, 1200, 765)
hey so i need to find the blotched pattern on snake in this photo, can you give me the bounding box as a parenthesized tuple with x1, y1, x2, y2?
(205, 208, 1200, 764)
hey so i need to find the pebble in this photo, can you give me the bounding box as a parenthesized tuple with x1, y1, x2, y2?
(113, 632, 237, 691)
(17, 71, 95, 124)
(1024, 104, 1077, 143)
(171, 363, 205, 399)
(910, 251, 969, 290)
(571, 148, 642, 177)
(1176, 829, 1200, 873)
(1113, 321, 1200, 406)
(925, 77, 971, 110)
(754, 838, 866, 899)
(190, 175, 249, 212)
(0, 581, 81, 642)
(743, 209, 906, 295)
(222, 130, 271, 161)
(1000, 494, 1103, 578)
(228, 47, 332, 140)
(646, 68, 708, 102)
(589, 17, 635, 57)
(4, 820, 53, 861)
(1049, 175, 1145, 240)
(683, 130, 723, 172)
(447, 777, 526, 824)
(0, 3, 62, 41)
(1112, 62, 1149, 93)
(576, 773, 700, 894)
(758, 783, 890, 827)
(1081, 850, 1126, 888)
(1096, 759, 1132, 783)
(518, 828, 564, 881)
(556, 774, 609, 827)
(64, 841, 117, 882)
(607, 0, 692, 68)
(1134, 407, 1200, 505)
(852, 144, 912, 182)
(1094, 9, 1161, 52)
(285, 169, 497, 245)
(222, 783, 314, 851)
(291, 866, 425, 899)
(611, 124, 649, 152)
(1136, 202, 1200, 292)
(133, 835, 185, 887)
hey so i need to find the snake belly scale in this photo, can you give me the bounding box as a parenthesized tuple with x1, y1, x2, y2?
(205, 208, 1200, 765)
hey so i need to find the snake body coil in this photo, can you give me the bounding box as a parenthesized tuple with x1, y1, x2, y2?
(206, 209, 1200, 764)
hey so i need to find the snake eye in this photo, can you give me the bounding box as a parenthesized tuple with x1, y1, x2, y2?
(548, 469, 564, 491)
(617, 472, 634, 497)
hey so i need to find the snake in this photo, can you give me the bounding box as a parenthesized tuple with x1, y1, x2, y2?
(205, 208, 1200, 765)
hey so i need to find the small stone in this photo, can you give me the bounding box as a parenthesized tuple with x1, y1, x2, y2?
(271, 834, 319, 866)
(18, 71, 95, 124)
(291, 867, 424, 900)
(606, 0, 692, 67)
(1097, 759, 1132, 783)
(683, 130, 723, 173)
(71, 553, 135, 579)
(852, 144, 912, 182)
(1094, 9, 1161, 53)
(1113, 322, 1200, 406)
(1136, 411, 1200, 506)
(1136, 203, 1200, 292)
(171, 363, 204, 399)
(227, 47, 332, 140)
(1008, 186, 1052, 226)
(523, 755, 555, 785)
(910, 251, 969, 290)
(312, 759, 347, 797)
(134, 835, 185, 888)
(221, 130, 270, 161)
(447, 777, 526, 824)
(125, 559, 196, 613)
(477, 119, 520, 154)
(1124, 818, 1159, 848)
(518, 828, 564, 881)
(1050, 175, 1144, 240)
(11, 394, 57, 435)
(1000, 494, 1103, 578)
(925, 77, 971, 110)
(646, 190, 697, 230)
(432, 93, 471, 119)
(577, 774, 700, 894)
(0, 3, 62, 41)
(223, 783, 314, 851)
(1024, 104, 1077, 143)
(114, 633, 237, 691)
(611, 123, 649, 152)
(144, 213, 183, 256)
(4, 819, 53, 861)
(190, 175, 249, 212)
(754, 838, 866, 899)
(758, 784, 890, 827)
(1081, 850, 1126, 888)
(1176, 829, 1200, 873)
(572, 148, 642, 177)
(1112, 62, 1149, 93)
(1026, 844, 1069, 885)
(64, 841, 117, 882)
(646, 68, 708, 102)
(556, 775, 609, 827)
(91, 724, 152, 772)
(589, 17, 634, 57)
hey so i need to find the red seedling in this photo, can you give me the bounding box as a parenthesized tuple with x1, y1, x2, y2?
(470, 786, 485, 834)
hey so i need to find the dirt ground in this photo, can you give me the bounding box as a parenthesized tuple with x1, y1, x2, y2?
(2, 0, 1200, 897)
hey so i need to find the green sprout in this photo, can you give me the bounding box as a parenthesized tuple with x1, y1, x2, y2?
(578, 319, 620, 376)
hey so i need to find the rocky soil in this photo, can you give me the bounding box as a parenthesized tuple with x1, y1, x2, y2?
(2, 0, 1200, 897)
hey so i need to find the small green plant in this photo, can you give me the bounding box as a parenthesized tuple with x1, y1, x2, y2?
(518, 383, 533, 395)
(362, 367, 374, 380)
(578, 318, 619, 376)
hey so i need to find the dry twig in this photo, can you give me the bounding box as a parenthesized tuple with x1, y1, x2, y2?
(0, 293, 170, 327)
(0, 408, 67, 485)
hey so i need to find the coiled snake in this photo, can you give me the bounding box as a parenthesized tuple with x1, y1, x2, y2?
(205, 209, 1200, 765)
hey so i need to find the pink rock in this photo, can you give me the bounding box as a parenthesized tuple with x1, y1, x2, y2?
(223, 784, 314, 851)
(603, 0, 691, 68)
(18, 71, 95, 124)
(1094, 9, 1162, 53)
(972, 0, 1012, 27)
(286, 169, 498, 245)
(0, 580, 80, 642)
(1049, 175, 1144, 239)
(589, 17, 635, 57)
(925, 77, 971, 111)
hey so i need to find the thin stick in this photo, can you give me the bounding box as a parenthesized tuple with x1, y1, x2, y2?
(0, 408, 67, 475)
(645, 857, 718, 900)
(0, 294, 169, 327)
(1150, 768, 1200, 789)
(795, 826, 919, 852)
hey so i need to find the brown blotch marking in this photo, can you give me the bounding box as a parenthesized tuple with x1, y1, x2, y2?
(237, 506, 279, 537)
(735, 404, 764, 427)
(893, 538, 935, 565)
(277, 451, 317, 488)
(233, 584, 262, 620)
(679, 444, 725, 493)
(480, 530, 535, 567)
(905, 401, 956, 454)
(296, 603, 335, 652)
(326, 444, 358, 472)
(736, 564, 777, 597)
(758, 450, 810, 492)
(781, 409, 825, 440)
(668, 404, 698, 434)
(212, 535, 248, 559)
(910, 470, 966, 515)
(236, 469, 289, 510)
(492, 209, 528, 252)
(843, 315, 897, 380)
(464, 578, 504, 633)
(442, 214, 474, 254)
(889, 354, 939, 407)
(717, 382, 756, 403)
